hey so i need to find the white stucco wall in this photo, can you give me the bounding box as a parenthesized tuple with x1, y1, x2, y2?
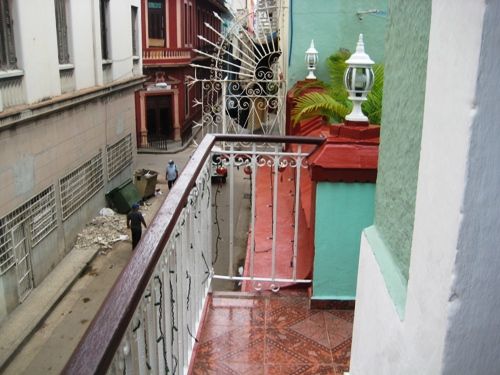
(350, 1, 493, 373)
(4, 0, 141, 102)
(13, 1, 61, 102)
(108, 0, 135, 82)
(69, 0, 99, 89)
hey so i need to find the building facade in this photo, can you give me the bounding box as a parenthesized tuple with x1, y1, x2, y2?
(0, 0, 144, 322)
(350, 0, 500, 373)
(136, 0, 226, 149)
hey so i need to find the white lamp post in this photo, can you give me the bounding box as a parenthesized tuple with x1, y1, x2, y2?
(344, 34, 374, 123)
(305, 40, 319, 80)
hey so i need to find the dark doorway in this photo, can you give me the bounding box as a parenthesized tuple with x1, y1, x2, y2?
(146, 95, 173, 142)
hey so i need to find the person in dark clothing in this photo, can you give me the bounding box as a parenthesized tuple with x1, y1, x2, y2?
(127, 203, 147, 249)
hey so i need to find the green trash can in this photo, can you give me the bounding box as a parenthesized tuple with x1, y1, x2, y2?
(134, 169, 158, 199)
(106, 180, 141, 214)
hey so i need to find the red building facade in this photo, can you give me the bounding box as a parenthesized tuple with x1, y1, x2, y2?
(136, 0, 226, 148)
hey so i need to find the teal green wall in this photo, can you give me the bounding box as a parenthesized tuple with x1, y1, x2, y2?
(373, 0, 432, 283)
(288, 0, 387, 87)
(313, 183, 375, 300)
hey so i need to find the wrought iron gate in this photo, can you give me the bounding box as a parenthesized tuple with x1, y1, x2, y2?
(189, 0, 286, 138)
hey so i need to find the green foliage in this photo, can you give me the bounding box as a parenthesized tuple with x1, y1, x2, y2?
(292, 49, 384, 125)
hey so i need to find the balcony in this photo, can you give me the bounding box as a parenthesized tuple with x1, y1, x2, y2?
(143, 47, 195, 66)
(63, 134, 354, 374)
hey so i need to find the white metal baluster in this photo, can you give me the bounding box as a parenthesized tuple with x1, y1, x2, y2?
(271, 145, 279, 287)
(175, 221, 186, 373)
(222, 77, 227, 136)
(250, 144, 257, 286)
(229, 144, 235, 277)
(187, 197, 195, 350)
(161, 249, 173, 374)
(170, 245, 180, 375)
(183, 209, 191, 371)
(292, 147, 302, 281)
(154, 272, 166, 375)
(122, 337, 132, 375)
(145, 289, 159, 373)
(206, 164, 213, 286)
(136, 304, 147, 375)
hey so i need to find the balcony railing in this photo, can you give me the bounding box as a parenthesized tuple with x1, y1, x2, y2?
(63, 134, 324, 375)
(143, 48, 194, 65)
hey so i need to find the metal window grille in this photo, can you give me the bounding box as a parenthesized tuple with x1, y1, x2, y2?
(106, 134, 133, 180)
(0, 186, 57, 274)
(54, 0, 70, 64)
(60, 152, 104, 220)
(0, 0, 18, 70)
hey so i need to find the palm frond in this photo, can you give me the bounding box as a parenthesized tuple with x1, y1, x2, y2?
(292, 92, 350, 125)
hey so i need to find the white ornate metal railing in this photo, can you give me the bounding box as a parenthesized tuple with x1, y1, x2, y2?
(64, 134, 324, 375)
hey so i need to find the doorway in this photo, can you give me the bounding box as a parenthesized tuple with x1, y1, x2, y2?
(146, 94, 173, 143)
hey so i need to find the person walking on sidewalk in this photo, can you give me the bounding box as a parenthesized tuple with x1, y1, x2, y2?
(166, 159, 178, 190)
(127, 203, 147, 249)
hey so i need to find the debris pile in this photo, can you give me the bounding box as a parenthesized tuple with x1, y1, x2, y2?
(74, 210, 129, 251)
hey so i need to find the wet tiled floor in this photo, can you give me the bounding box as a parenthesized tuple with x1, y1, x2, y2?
(190, 291, 353, 374)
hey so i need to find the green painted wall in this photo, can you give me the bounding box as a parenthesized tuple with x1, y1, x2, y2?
(288, 0, 387, 87)
(373, 0, 432, 282)
(313, 183, 375, 299)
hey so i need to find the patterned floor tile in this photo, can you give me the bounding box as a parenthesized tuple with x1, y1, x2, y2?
(189, 293, 354, 375)
(289, 312, 329, 348)
(266, 328, 333, 365)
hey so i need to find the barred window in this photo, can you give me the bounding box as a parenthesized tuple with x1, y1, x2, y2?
(54, 0, 70, 64)
(0, 186, 57, 274)
(107, 134, 133, 180)
(60, 152, 104, 220)
(0, 0, 17, 70)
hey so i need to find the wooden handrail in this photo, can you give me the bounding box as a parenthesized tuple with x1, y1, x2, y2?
(62, 134, 324, 374)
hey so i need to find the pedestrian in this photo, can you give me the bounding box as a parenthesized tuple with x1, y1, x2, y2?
(166, 159, 178, 190)
(127, 203, 147, 250)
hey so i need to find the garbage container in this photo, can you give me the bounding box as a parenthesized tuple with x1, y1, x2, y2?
(134, 169, 158, 199)
(106, 179, 141, 214)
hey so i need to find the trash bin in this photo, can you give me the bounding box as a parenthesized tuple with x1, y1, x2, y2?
(134, 169, 158, 199)
(106, 180, 141, 214)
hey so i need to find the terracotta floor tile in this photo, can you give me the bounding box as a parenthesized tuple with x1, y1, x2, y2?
(206, 306, 266, 327)
(266, 328, 333, 365)
(289, 312, 329, 348)
(265, 364, 312, 374)
(327, 309, 355, 323)
(189, 293, 354, 375)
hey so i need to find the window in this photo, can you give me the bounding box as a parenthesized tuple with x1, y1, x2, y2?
(148, 0, 165, 47)
(54, 0, 70, 64)
(107, 134, 133, 180)
(183, 1, 188, 46)
(185, 83, 190, 117)
(59, 153, 104, 220)
(0, 0, 17, 70)
(0, 186, 57, 274)
(100, 0, 110, 60)
(131, 6, 138, 56)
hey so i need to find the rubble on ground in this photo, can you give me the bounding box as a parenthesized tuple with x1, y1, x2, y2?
(73, 202, 154, 251)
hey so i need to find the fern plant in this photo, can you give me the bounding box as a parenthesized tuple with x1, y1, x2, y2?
(292, 49, 384, 125)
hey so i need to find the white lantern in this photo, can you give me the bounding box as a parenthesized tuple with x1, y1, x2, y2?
(344, 34, 374, 123)
(305, 40, 319, 80)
